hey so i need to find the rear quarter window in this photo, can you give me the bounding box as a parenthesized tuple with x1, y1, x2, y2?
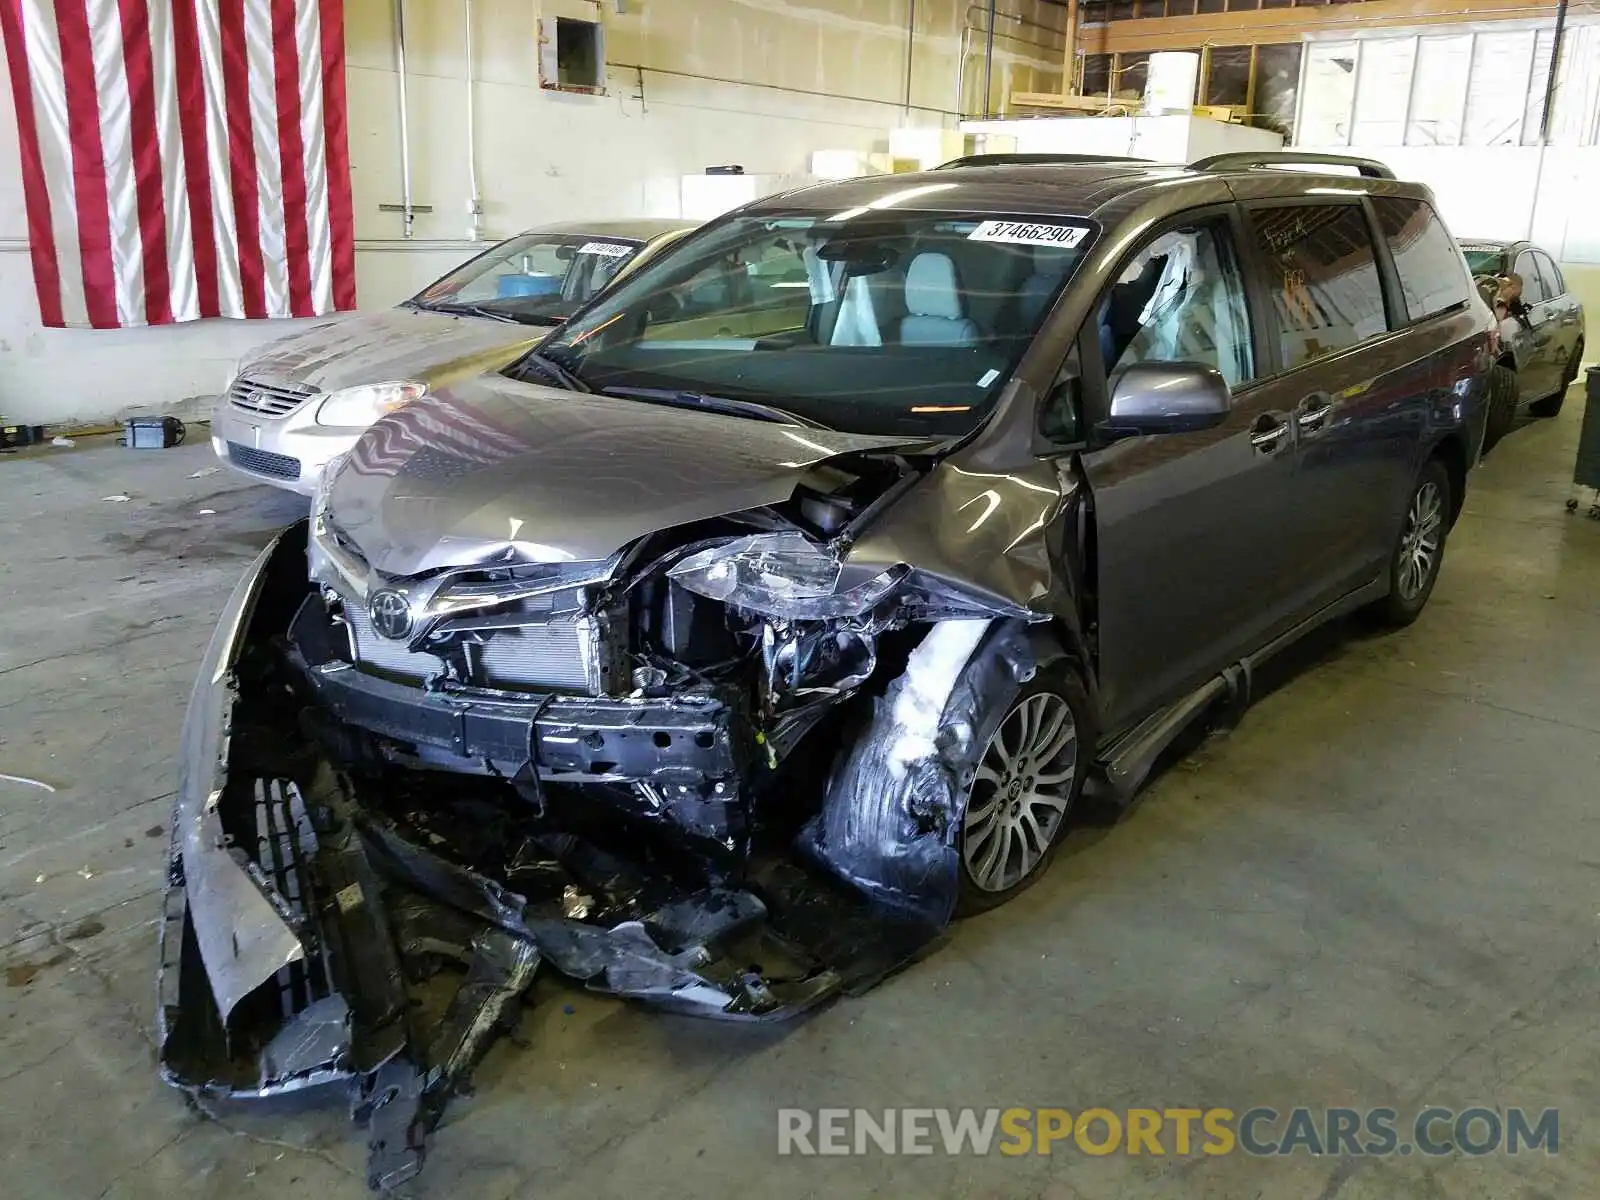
(1371, 197, 1472, 322)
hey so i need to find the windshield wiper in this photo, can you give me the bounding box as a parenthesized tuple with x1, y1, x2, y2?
(600, 386, 828, 428)
(520, 350, 592, 393)
(424, 301, 567, 327)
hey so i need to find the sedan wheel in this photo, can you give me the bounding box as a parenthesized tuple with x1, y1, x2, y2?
(961, 691, 1078, 894)
(1396, 478, 1444, 602)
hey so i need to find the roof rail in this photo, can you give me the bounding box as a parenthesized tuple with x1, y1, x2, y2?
(1188, 151, 1396, 180)
(934, 152, 1153, 170)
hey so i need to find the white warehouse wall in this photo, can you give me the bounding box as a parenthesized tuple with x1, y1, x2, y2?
(1294, 20, 1600, 343)
(0, 0, 1066, 426)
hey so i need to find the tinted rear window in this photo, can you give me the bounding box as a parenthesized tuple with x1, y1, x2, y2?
(1372, 197, 1472, 322)
(1247, 203, 1388, 371)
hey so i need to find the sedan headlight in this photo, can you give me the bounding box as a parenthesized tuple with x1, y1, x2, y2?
(314, 381, 426, 427)
(668, 531, 904, 620)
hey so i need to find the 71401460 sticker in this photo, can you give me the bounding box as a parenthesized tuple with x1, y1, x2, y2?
(968, 220, 1090, 248)
(577, 241, 633, 257)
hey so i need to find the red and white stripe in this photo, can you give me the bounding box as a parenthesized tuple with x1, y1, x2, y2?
(0, 0, 354, 329)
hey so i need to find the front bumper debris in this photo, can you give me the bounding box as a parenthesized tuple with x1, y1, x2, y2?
(160, 525, 942, 1190)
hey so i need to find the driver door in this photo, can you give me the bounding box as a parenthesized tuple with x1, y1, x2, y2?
(1075, 209, 1302, 732)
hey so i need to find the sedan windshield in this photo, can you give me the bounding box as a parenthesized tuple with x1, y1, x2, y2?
(412, 232, 645, 325)
(1462, 247, 1508, 277)
(524, 209, 1096, 436)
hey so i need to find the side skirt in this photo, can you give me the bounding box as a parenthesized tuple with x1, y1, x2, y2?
(1092, 574, 1389, 804)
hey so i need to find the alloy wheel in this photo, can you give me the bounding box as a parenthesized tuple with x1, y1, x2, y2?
(961, 692, 1078, 893)
(1397, 480, 1444, 600)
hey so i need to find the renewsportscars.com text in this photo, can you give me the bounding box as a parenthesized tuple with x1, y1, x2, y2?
(777, 1106, 1558, 1158)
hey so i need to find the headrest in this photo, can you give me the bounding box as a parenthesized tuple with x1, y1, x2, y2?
(904, 253, 964, 320)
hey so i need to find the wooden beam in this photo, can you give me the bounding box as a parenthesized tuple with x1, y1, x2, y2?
(1079, 0, 1595, 53)
(1062, 0, 1080, 89)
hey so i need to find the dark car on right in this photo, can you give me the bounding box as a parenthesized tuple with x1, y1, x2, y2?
(1461, 238, 1586, 446)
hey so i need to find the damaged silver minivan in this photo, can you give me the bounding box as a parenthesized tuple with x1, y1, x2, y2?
(163, 155, 1494, 1187)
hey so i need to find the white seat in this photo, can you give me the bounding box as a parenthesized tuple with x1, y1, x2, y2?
(899, 253, 980, 346)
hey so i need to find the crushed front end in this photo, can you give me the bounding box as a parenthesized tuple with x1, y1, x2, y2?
(160, 495, 1030, 1186)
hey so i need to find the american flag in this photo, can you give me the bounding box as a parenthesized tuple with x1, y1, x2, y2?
(0, 0, 355, 329)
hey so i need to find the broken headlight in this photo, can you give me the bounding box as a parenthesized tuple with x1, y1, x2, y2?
(315, 380, 426, 427)
(669, 531, 904, 620)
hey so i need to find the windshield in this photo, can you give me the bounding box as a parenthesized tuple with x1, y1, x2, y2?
(523, 209, 1096, 436)
(412, 232, 646, 325)
(1463, 247, 1508, 277)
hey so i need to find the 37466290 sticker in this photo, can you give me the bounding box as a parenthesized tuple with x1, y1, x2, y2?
(968, 220, 1091, 248)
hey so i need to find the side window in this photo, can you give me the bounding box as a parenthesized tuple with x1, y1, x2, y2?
(1536, 250, 1565, 297)
(1370, 197, 1472, 322)
(1247, 203, 1388, 370)
(1514, 252, 1550, 303)
(1041, 343, 1083, 445)
(1099, 219, 1255, 388)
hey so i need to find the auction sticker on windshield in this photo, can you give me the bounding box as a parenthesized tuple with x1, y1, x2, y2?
(578, 241, 633, 257)
(968, 221, 1090, 248)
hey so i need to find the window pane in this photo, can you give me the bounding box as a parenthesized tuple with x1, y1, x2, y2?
(1351, 37, 1416, 146)
(1406, 35, 1472, 146)
(1299, 43, 1359, 144)
(1248, 205, 1388, 369)
(1514, 252, 1549, 303)
(1117, 52, 1150, 100)
(1101, 222, 1255, 388)
(1371, 197, 1472, 321)
(1205, 46, 1252, 108)
(1256, 43, 1302, 138)
(1522, 30, 1556, 145)
(1538, 251, 1566, 296)
(1464, 31, 1536, 146)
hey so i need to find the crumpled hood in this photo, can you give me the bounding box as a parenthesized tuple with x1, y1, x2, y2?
(242, 307, 546, 392)
(328, 375, 922, 577)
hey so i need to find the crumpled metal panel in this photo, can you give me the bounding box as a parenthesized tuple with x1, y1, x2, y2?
(326, 375, 929, 577)
(175, 535, 307, 1021)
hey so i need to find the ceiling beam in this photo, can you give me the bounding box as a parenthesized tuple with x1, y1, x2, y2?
(1080, 0, 1595, 54)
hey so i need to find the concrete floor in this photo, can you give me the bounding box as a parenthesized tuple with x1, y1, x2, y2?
(2, 403, 1599, 1200)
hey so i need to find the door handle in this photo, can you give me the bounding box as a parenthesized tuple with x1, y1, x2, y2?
(1296, 392, 1335, 435)
(1250, 412, 1290, 453)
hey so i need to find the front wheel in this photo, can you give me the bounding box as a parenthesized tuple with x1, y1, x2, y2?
(957, 670, 1092, 913)
(1367, 459, 1451, 628)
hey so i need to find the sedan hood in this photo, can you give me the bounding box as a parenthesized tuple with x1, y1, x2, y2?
(243, 307, 547, 393)
(328, 375, 923, 577)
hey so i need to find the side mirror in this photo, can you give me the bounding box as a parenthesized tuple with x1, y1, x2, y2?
(1100, 361, 1232, 437)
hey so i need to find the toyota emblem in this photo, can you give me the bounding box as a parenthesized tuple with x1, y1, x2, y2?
(368, 589, 413, 641)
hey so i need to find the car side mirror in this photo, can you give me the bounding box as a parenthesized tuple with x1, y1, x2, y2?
(1099, 361, 1232, 438)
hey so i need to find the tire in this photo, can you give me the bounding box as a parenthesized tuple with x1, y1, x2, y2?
(1482, 364, 1519, 453)
(1529, 340, 1582, 418)
(1367, 458, 1452, 628)
(955, 663, 1092, 914)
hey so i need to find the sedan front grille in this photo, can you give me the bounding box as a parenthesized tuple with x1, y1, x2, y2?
(227, 442, 302, 480)
(228, 376, 317, 418)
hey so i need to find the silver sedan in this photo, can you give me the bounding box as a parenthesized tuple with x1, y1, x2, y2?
(210, 219, 694, 495)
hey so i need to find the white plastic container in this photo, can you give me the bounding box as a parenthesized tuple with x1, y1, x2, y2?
(1145, 51, 1200, 116)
